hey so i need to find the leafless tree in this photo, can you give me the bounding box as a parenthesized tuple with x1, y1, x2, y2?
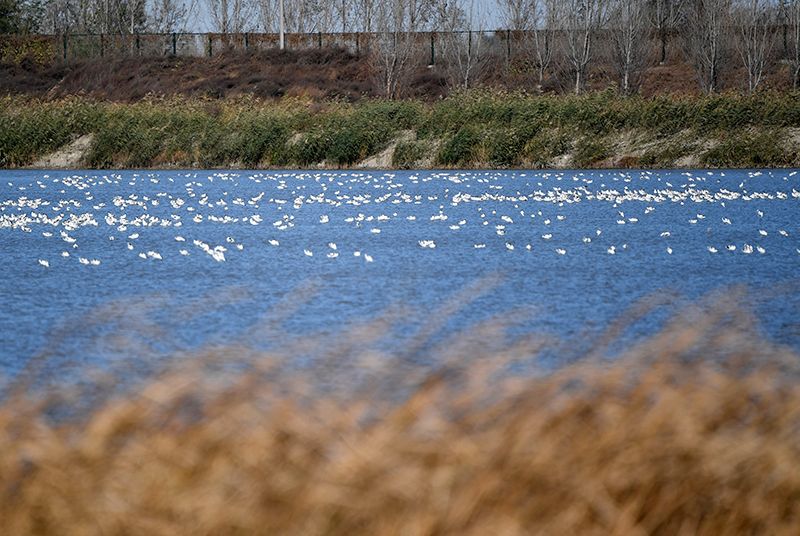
(531, 0, 560, 88)
(563, 0, 608, 93)
(435, 0, 487, 89)
(785, 0, 800, 88)
(681, 0, 732, 92)
(41, 0, 72, 33)
(371, 0, 425, 98)
(204, 0, 254, 32)
(733, 0, 776, 92)
(608, 0, 650, 91)
(646, 0, 683, 62)
(497, 0, 535, 30)
(148, 0, 190, 32)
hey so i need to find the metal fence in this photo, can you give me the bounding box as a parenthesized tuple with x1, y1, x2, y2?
(0, 30, 527, 65)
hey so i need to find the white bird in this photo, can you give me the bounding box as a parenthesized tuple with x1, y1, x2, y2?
(725, 245, 736, 251)
(556, 248, 566, 255)
(660, 232, 670, 237)
(61, 252, 69, 257)
(354, 251, 361, 256)
(542, 234, 552, 239)
(707, 246, 717, 253)
(327, 252, 339, 258)
(138, 253, 147, 259)
(226, 237, 235, 243)
(667, 247, 673, 254)
(90, 259, 100, 265)
(759, 229, 768, 236)
(304, 249, 313, 256)
(364, 254, 373, 262)
(175, 236, 185, 241)
(38, 259, 49, 267)
(722, 218, 731, 224)
(757, 246, 765, 254)
(320, 215, 329, 223)
(269, 239, 279, 246)
(371, 228, 381, 234)
(147, 251, 162, 260)
(757, 210, 763, 217)
(79, 257, 90, 264)
(743, 244, 753, 254)
(607, 246, 616, 255)
(129, 233, 139, 239)
(506, 242, 514, 251)
(127, 243, 134, 250)
(474, 244, 485, 248)
(779, 230, 788, 236)
(328, 242, 337, 250)
(180, 250, 189, 255)
(583, 237, 591, 243)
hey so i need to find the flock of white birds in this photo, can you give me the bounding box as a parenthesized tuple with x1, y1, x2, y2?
(0, 169, 798, 269)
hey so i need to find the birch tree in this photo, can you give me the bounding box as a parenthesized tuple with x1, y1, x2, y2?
(681, 0, 732, 92)
(785, 0, 800, 88)
(564, 0, 608, 93)
(609, 0, 649, 92)
(372, 0, 425, 98)
(733, 0, 776, 92)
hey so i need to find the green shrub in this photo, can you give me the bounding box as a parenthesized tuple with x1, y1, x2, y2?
(701, 130, 791, 168)
(573, 137, 613, 167)
(392, 140, 426, 169)
(437, 125, 481, 166)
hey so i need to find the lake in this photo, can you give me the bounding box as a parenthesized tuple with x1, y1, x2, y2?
(1, 168, 799, 378)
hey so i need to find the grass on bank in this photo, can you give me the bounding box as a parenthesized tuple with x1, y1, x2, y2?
(3, 89, 800, 169)
(2, 284, 800, 536)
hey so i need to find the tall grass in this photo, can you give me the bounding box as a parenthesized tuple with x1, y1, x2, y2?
(2, 283, 800, 535)
(3, 90, 800, 169)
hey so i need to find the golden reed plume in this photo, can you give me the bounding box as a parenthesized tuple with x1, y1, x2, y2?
(2, 279, 800, 535)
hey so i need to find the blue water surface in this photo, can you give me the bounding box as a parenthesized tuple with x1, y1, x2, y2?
(1, 168, 799, 375)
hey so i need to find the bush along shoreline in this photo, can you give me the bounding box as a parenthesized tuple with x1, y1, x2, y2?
(3, 89, 800, 170)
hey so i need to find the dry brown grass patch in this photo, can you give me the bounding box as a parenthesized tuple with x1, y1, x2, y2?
(1, 283, 799, 535)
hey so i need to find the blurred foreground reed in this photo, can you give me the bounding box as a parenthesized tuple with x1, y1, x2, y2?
(2, 280, 800, 535)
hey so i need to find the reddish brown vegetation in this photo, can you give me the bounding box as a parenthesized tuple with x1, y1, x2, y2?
(1, 39, 796, 103)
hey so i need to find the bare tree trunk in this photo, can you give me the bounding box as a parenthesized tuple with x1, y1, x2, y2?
(371, 0, 423, 98)
(789, 0, 800, 89)
(609, 0, 649, 92)
(531, 0, 559, 89)
(437, 0, 487, 90)
(647, 0, 683, 63)
(734, 0, 775, 93)
(564, 0, 607, 94)
(681, 0, 732, 93)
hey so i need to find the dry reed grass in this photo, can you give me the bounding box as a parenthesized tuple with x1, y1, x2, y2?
(2, 280, 800, 535)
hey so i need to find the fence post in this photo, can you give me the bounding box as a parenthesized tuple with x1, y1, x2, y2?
(63, 34, 67, 60)
(430, 33, 434, 65)
(100, 34, 104, 58)
(506, 29, 510, 67)
(172, 33, 177, 55)
(208, 35, 212, 57)
(245, 32, 249, 49)
(318, 32, 322, 48)
(136, 34, 140, 55)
